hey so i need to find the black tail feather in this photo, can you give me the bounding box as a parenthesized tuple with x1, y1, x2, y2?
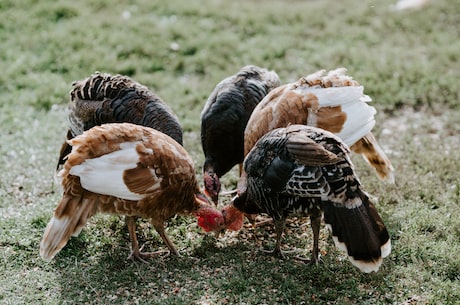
(323, 189, 391, 273)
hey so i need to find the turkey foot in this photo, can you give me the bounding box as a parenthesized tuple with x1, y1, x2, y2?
(294, 254, 321, 266)
(253, 217, 273, 227)
(260, 247, 296, 259)
(258, 218, 290, 259)
(128, 244, 170, 263)
(294, 214, 321, 265)
(245, 214, 273, 228)
(126, 216, 177, 263)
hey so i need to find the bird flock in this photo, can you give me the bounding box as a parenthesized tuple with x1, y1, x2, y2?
(40, 66, 393, 273)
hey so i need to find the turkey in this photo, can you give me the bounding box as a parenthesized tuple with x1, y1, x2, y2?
(41, 123, 224, 262)
(222, 125, 391, 273)
(200, 65, 280, 205)
(56, 72, 183, 171)
(244, 68, 394, 183)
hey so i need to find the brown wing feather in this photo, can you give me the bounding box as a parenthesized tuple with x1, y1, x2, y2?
(285, 133, 341, 165)
(244, 86, 312, 156)
(123, 166, 159, 194)
(244, 86, 348, 156)
(315, 106, 347, 133)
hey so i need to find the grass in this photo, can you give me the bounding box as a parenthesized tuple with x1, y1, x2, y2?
(0, 0, 459, 304)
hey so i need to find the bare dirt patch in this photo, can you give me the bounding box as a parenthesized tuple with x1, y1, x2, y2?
(379, 107, 460, 155)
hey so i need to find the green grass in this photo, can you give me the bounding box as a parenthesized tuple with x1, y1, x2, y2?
(1, 0, 459, 304)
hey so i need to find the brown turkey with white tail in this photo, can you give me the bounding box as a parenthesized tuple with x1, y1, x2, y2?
(41, 123, 224, 262)
(244, 68, 394, 183)
(222, 125, 391, 273)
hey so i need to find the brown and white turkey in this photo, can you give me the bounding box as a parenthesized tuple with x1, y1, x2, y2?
(42, 123, 223, 262)
(244, 68, 394, 183)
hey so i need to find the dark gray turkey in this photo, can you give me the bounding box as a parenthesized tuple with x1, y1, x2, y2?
(200, 65, 280, 205)
(222, 124, 391, 273)
(57, 72, 183, 170)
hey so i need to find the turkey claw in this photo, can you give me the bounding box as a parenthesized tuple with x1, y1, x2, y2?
(259, 247, 293, 260)
(128, 244, 170, 263)
(294, 254, 321, 266)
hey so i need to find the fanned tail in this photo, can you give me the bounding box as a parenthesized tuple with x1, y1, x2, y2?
(70, 72, 143, 102)
(323, 189, 391, 273)
(40, 195, 98, 261)
(351, 132, 395, 183)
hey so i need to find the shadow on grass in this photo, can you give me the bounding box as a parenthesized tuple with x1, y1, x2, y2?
(51, 230, 392, 304)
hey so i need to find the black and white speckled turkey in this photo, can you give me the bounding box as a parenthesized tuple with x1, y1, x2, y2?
(222, 124, 391, 273)
(200, 65, 280, 205)
(56, 72, 183, 170)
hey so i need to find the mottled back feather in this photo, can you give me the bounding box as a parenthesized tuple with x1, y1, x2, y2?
(56, 72, 183, 171)
(235, 125, 391, 272)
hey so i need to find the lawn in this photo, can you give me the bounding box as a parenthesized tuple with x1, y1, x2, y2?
(0, 0, 459, 304)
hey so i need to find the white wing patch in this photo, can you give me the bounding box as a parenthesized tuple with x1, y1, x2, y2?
(335, 100, 376, 146)
(293, 86, 376, 146)
(69, 144, 144, 201)
(294, 86, 365, 107)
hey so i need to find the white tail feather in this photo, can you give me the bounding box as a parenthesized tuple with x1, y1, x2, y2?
(336, 101, 376, 146)
(40, 217, 77, 261)
(40, 196, 97, 261)
(293, 86, 367, 107)
(293, 86, 376, 147)
(327, 224, 391, 273)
